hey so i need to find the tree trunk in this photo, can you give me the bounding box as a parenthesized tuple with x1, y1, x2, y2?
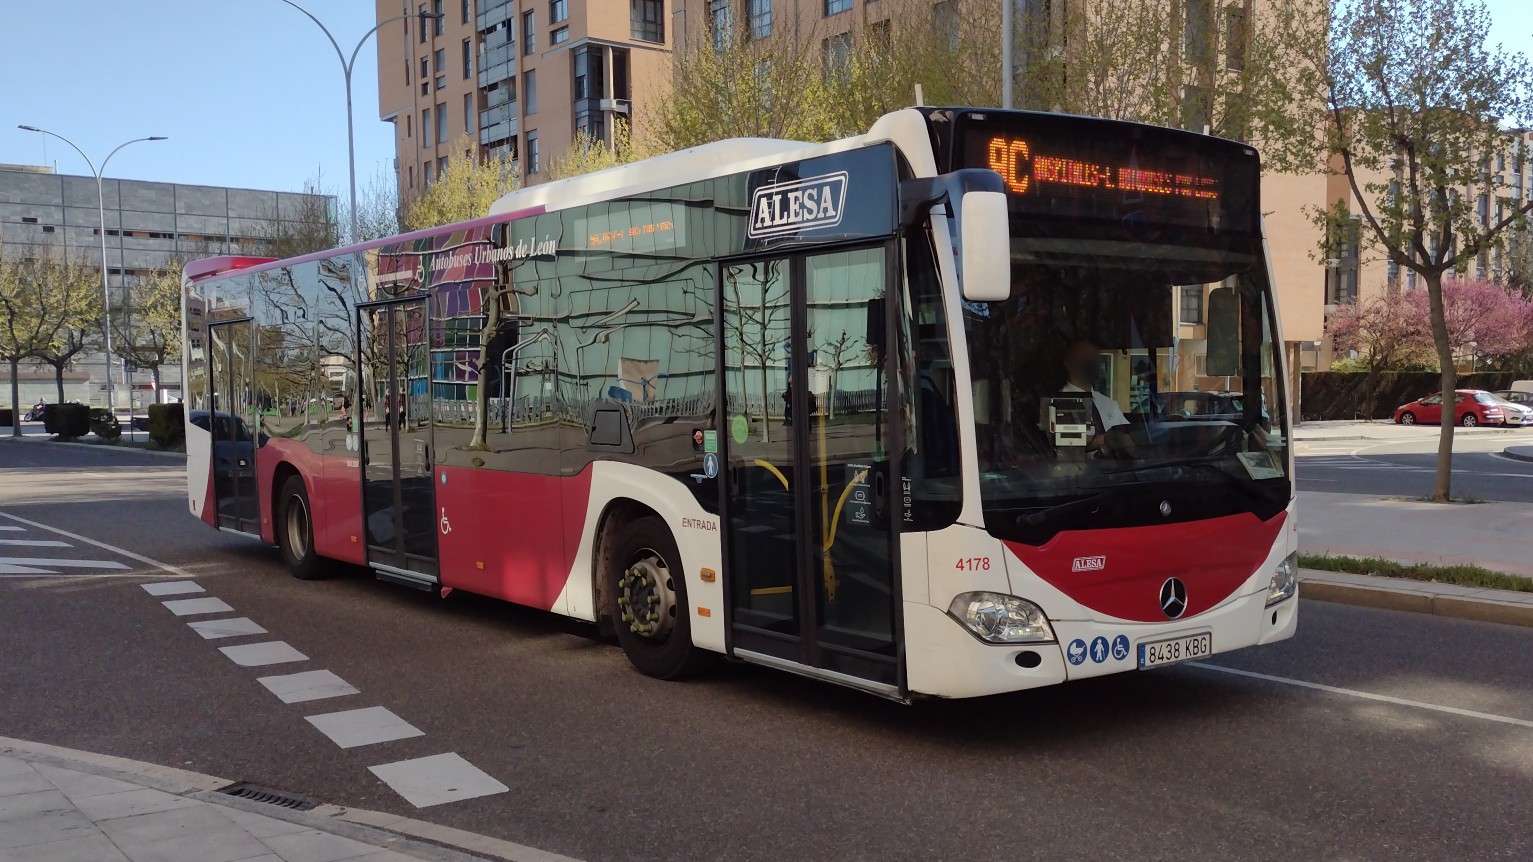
(9, 358, 20, 437)
(54, 363, 65, 405)
(468, 293, 501, 451)
(1423, 271, 1456, 502)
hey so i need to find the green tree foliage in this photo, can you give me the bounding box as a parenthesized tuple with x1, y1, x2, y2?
(545, 119, 656, 181)
(402, 135, 520, 231)
(112, 261, 184, 392)
(25, 251, 101, 404)
(0, 249, 63, 434)
(1311, 0, 1533, 501)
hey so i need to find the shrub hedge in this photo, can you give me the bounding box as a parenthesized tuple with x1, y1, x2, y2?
(1300, 371, 1518, 421)
(147, 403, 185, 448)
(0, 408, 12, 427)
(89, 408, 121, 441)
(45, 403, 91, 439)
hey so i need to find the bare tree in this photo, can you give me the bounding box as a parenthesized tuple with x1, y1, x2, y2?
(27, 252, 101, 403)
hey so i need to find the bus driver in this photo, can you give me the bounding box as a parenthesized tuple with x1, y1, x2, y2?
(1061, 337, 1131, 458)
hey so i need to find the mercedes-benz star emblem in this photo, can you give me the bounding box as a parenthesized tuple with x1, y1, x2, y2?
(1159, 500, 1172, 517)
(1159, 577, 1188, 619)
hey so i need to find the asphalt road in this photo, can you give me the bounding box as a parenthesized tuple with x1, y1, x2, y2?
(1296, 430, 1533, 503)
(3, 440, 1533, 862)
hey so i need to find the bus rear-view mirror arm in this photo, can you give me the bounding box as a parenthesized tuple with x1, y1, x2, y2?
(898, 169, 1011, 302)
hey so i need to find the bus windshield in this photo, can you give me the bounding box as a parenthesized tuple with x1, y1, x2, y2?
(960, 234, 1290, 545)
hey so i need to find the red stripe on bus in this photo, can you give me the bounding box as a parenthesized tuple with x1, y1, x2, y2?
(1004, 511, 1286, 622)
(436, 465, 595, 611)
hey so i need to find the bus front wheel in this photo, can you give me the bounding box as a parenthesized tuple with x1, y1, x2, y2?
(606, 515, 712, 680)
(277, 474, 329, 581)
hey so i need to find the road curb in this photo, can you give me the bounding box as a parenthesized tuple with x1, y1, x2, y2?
(0, 735, 583, 862)
(1503, 446, 1533, 464)
(0, 434, 185, 459)
(1300, 579, 1533, 628)
(1293, 434, 1371, 443)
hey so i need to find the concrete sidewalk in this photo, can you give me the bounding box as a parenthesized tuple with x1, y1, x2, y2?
(1300, 569, 1533, 627)
(1299, 490, 1533, 577)
(1293, 419, 1530, 443)
(0, 737, 577, 862)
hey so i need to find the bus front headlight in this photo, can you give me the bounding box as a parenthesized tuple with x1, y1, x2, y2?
(1266, 552, 1298, 607)
(948, 592, 1055, 644)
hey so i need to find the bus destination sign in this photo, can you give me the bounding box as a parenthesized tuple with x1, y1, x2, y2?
(982, 135, 1221, 202)
(952, 112, 1259, 234)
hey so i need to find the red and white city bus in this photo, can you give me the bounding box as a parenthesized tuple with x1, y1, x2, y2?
(182, 108, 1297, 700)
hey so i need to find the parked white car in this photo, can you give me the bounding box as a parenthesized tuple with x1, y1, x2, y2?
(1489, 393, 1533, 427)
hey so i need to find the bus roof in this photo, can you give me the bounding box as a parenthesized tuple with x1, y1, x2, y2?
(487, 136, 816, 217)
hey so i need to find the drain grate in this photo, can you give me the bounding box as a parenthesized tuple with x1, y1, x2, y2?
(215, 781, 320, 811)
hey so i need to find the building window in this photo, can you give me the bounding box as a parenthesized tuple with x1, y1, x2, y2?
(1185, 0, 1212, 64)
(750, 0, 772, 39)
(527, 131, 540, 174)
(552, 26, 569, 44)
(1477, 193, 1489, 226)
(526, 69, 537, 114)
(869, 18, 890, 50)
(933, 2, 958, 52)
(574, 45, 603, 100)
(424, 160, 433, 184)
(42, 225, 55, 234)
(632, 0, 664, 42)
(423, 107, 433, 146)
(826, 0, 851, 15)
(1182, 84, 1211, 132)
(464, 92, 475, 133)
(420, 57, 430, 95)
(437, 75, 447, 90)
(1225, 3, 1247, 71)
(438, 155, 449, 176)
(434, 48, 445, 74)
(709, 0, 733, 50)
(523, 10, 535, 53)
(21, 216, 37, 224)
(551, 0, 568, 24)
(406, 113, 412, 138)
(433, 0, 444, 35)
(823, 32, 851, 79)
(405, 58, 411, 85)
(1180, 286, 1204, 324)
(437, 101, 447, 142)
(463, 38, 472, 78)
(506, 75, 518, 105)
(419, 4, 427, 42)
(462, 0, 470, 24)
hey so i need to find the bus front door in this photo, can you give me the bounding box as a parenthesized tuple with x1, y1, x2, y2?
(206, 318, 260, 536)
(720, 247, 903, 696)
(358, 299, 440, 587)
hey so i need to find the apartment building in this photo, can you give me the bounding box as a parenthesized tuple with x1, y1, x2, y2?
(0, 164, 333, 405)
(375, 0, 673, 195)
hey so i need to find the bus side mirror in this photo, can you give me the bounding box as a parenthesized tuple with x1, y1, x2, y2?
(959, 190, 1011, 302)
(1206, 286, 1240, 377)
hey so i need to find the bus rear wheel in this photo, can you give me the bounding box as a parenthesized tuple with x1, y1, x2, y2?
(606, 515, 712, 680)
(277, 474, 329, 580)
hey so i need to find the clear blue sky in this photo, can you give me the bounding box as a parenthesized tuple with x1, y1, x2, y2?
(2, 0, 1531, 197)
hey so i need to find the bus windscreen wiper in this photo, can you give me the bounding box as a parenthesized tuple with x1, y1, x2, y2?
(1017, 489, 1118, 528)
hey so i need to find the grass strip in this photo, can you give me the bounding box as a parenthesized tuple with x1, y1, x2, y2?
(1299, 552, 1533, 593)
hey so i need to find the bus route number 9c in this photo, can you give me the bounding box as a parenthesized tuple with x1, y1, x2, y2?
(1138, 632, 1213, 669)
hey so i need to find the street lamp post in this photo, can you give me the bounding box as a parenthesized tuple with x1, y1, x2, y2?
(278, 1, 443, 244)
(18, 126, 166, 425)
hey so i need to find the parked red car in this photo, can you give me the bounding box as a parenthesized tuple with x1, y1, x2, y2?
(1393, 390, 1505, 427)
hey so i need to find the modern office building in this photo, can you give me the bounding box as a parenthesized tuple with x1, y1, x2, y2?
(0, 164, 333, 407)
(375, 0, 673, 196)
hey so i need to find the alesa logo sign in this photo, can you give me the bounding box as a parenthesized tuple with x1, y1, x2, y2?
(1072, 555, 1106, 572)
(747, 171, 849, 239)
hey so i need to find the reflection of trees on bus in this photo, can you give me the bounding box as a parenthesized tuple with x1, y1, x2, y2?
(724, 259, 790, 443)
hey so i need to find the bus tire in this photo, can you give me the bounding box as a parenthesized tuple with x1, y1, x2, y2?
(277, 474, 328, 581)
(606, 515, 712, 680)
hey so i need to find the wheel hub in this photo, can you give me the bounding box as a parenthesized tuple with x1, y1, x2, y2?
(286, 496, 309, 558)
(617, 554, 676, 641)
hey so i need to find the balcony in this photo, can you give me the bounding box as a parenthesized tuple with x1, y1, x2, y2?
(477, 42, 514, 89)
(479, 104, 519, 146)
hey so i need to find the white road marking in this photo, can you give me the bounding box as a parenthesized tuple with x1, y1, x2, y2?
(218, 641, 308, 667)
(0, 539, 70, 547)
(1190, 663, 1533, 729)
(0, 557, 128, 570)
(306, 706, 423, 748)
(367, 753, 509, 807)
(257, 669, 359, 704)
(187, 617, 268, 639)
(0, 526, 24, 531)
(141, 581, 203, 596)
(0, 511, 196, 578)
(162, 597, 235, 617)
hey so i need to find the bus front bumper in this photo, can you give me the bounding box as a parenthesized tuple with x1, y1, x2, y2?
(903, 586, 1297, 698)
